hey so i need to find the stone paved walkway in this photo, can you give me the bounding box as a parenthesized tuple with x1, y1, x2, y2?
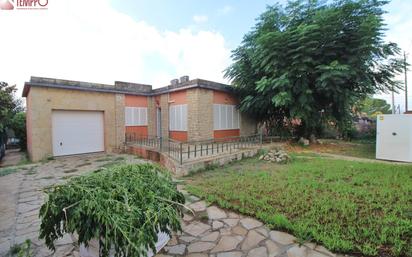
(154, 185, 348, 257)
(0, 154, 349, 257)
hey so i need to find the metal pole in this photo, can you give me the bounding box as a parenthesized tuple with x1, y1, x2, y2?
(392, 88, 395, 114)
(405, 51, 408, 113)
(180, 142, 183, 165)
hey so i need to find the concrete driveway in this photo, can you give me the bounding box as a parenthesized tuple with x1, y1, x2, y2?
(0, 153, 145, 257)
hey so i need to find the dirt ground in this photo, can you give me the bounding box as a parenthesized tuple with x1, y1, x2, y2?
(0, 149, 24, 167)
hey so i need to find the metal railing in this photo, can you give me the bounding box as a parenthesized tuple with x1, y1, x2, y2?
(125, 133, 262, 164)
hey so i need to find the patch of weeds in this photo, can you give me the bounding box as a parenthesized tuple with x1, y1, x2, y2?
(0, 167, 19, 177)
(113, 156, 126, 161)
(197, 211, 209, 223)
(41, 156, 55, 164)
(98, 161, 123, 169)
(186, 163, 220, 177)
(75, 162, 92, 168)
(95, 157, 113, 162)
(8, 239, 32, 257)
(41, 176, 54, 180)
(257, 148, 269, 156)
(134, 156, 141, 159)
(17, 154, 31, 166)
(62, 175, 76, 180)
(25, 167, 37, 175)
(63, 169, 78, 174)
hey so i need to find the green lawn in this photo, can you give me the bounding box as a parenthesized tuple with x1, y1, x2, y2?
(186, 156, 412, 257)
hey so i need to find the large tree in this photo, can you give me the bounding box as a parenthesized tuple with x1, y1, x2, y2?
(226, 0, 403, 137)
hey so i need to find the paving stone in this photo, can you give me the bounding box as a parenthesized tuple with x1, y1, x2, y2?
(217, 252, 243, 257)
(183, 222, 211, 237)
(213, 220, 224, 230)
(15, 225, 39, 236)
(188, 195, 200, 202)
(240, 218, 263, 230)
(314, 245, 336, 257)
(0, 239, 11, 255)
(183, 213, 194, 222)
(187, 254, 208, 257)
(188, 201, 207, 212)
(54, 244, 75, 257)
(15, 220, 40, 231)
(201, 231, 220, 242)
(14, 231, 39, 244)
(304, 243, 317, 250)
(223, 218, 239, 227)
(207, 206, 227, 220)
(219, 227, 232, 236)
(241, 230, 266, 251)
(248, 246, 268, 257)
(269, 231, 296, 245)
(167, 235, 178, 246)
(232, 225, 248, 236)
(307, 249, 332, 257)
(211, 235, 244, 253)
(18, 209, 39, 218)
(265, 240, 282, 257)
(180, 236, 197, 243)
(227, 212, 240, 218)
(256, 227, 269, 237)
(187, 241, 216, 252)
(167, 244, 186, 255)
(287, 245, 308, 257)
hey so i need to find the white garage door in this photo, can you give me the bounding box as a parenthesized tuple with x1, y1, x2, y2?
(52, 110, 104, 156)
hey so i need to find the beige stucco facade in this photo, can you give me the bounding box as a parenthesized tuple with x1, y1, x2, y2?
(26, 87, 125, 161)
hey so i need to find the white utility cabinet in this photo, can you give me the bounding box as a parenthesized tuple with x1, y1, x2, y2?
(376, 114, 412, 162)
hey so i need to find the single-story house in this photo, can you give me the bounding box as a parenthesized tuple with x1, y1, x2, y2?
(23, 76, 257, 161)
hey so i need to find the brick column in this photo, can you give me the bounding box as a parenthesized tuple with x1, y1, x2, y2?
(187, 88, 213, 141)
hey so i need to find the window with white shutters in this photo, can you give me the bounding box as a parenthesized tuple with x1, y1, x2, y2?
(125, 107, 148, 126)
(213, 104, 240, 130)
(169, 104, 187, 131)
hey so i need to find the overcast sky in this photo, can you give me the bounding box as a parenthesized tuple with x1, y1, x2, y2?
(1, 0, 411, 111)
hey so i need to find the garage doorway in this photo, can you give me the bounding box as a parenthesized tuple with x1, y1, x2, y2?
(52, 110, 104, 156)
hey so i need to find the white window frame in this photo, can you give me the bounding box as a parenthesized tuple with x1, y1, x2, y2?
(169, 104, 187, 131)
(125, 107, 148, 126)
(213, 104, 240, 130)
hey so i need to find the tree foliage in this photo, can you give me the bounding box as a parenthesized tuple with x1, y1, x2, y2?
(225, 0, 403, 137)
(11, 112, 27, 150)
(39, 164, 185, 257)
(0, 82, 20, 133)
(354, 96, 391, 118)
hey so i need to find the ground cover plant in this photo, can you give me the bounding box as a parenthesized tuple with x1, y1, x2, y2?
(39, 163, 185, 257)
(186, 156, 412, 256)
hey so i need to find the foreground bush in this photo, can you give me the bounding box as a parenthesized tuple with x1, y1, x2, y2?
(39, 163, 185, 257)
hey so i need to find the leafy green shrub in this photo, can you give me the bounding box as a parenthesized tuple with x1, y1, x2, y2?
(39, 163, 185, 257)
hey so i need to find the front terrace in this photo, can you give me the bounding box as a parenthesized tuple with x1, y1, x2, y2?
(125, 133, 263, 175)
